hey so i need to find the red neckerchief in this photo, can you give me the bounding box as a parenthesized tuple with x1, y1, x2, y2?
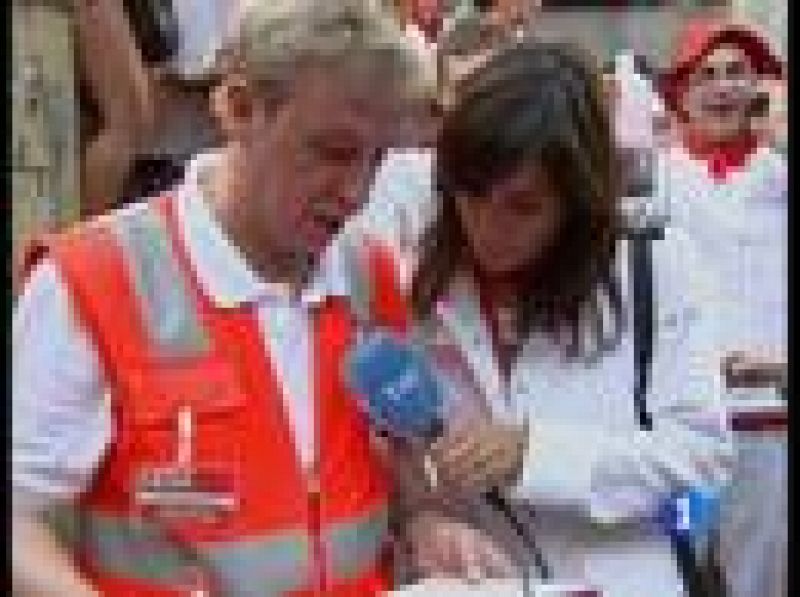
(682, 129, 760, 182)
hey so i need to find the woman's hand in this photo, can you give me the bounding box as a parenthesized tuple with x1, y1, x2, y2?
(407, 511, 516, 580)
(428, 417, 528, 494)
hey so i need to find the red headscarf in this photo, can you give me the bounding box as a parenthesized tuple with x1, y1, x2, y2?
(661, 19, 784, 117)
(407, 0, 444, 43)
(659, 19, 784, 180)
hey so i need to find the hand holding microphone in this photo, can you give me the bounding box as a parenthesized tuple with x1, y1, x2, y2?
(428, 417, 528, 495)
(346, 330, 526, 493)
(347, 330, 551, 583)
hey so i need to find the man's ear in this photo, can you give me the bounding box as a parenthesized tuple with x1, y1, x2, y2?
(210, 74, 255, 139)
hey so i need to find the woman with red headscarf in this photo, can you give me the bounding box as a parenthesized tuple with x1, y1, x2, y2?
(657, 18, 787, 383)
(659, 19, 784, 178)
(657, 19, 787, 597)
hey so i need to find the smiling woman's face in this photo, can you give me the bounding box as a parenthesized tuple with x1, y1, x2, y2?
(680, 44, 759, 141)
(455, 162, 563, 276)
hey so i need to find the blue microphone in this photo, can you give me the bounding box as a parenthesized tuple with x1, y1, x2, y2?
(346, 329, 552, 583)
(657, 487, 722, 595)
(347, 330, 445, 442)
(658, 487, 721, 545)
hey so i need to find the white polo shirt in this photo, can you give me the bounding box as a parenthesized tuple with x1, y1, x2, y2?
(12, 152, 355, 510)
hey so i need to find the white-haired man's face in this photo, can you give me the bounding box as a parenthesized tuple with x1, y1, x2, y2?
(213, 63, 407, 266)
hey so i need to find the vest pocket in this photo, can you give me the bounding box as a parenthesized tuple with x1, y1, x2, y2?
(120, 360, 247, 526)
(125, 359, 247, 426)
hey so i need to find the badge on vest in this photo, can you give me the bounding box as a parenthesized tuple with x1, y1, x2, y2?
(134, 405, 239, 522)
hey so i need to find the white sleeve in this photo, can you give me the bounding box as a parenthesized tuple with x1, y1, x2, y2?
(12, 260, 112, 513)
(349, 148, 437, 290)
(511, 231, 734, 523)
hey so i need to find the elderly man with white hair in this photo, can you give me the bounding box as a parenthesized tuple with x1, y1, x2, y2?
(11, 1, 439, 595)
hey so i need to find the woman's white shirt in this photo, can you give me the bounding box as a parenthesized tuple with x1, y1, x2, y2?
(431, 231, 733, 517)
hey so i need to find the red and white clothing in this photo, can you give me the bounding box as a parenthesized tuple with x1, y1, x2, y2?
(654, 141, 787, 354)
(13, 150, 401, 595)
(12, 152, 349, 506)
(654, 19, 787, 356)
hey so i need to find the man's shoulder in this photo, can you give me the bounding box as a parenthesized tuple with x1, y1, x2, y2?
(748, 146, 787, 189)
(59, 199, 157, 240)
(31, 198, 175, 295)
(16, 201, 152, 290)
(375, 148, 435, 186)
(369, 148, 436, 222)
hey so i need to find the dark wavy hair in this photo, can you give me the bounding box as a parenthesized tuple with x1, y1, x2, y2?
(412, 40, 624, 358)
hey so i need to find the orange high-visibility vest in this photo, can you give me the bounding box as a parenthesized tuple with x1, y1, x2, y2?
(41, 195, 409, 596)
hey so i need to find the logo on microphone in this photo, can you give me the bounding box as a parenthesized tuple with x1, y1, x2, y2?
(381, 368, 421, 404)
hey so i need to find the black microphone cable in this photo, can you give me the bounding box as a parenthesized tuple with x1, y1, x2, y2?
(423, 419, 552, 589)
(485, 487, 552, 587)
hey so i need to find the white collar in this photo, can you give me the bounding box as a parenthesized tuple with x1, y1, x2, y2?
(172, 150, 351, 309)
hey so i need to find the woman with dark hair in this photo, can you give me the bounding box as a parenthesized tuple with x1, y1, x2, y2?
(417, 42, 621, 356)
(361, 40, 732, 594)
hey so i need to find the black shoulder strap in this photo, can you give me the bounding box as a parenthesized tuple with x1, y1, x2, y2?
(628, 225, 663, 431)
(628, 226, 727, 597)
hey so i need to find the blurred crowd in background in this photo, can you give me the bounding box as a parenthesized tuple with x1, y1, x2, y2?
(11, 1, 787, 238)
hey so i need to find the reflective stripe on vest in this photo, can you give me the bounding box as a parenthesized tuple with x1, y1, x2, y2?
(112, 204, 210, 357)
(80, 506, 388, 595)
(338, 234, 372, 327)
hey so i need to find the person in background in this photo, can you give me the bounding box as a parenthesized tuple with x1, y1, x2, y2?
(656, 18, 787, 391)
(76, 0, 175, 215)
(348, 0, 541, 267)
(358, 40, 733, 594)
(13, 0, 230, 295)
(76, 0, 237, 217)
(440, 0, 539, 108)
(605, 51, 673, 226)
(656, 19, 788, 597)
(12, 2, 428, 595)
(473, 0, 538, 36)
(387, 0, 446, 72)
